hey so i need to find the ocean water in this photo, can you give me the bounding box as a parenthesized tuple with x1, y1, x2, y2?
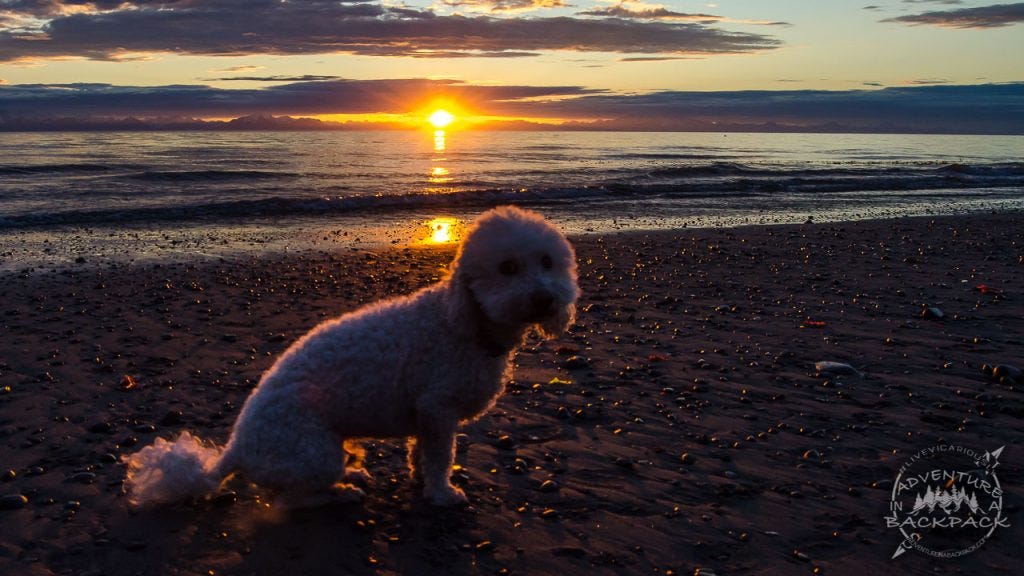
(1, 131, 1022, 268)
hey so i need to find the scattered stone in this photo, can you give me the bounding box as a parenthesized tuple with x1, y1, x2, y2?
(99, 453, 117, 464)
(496, 435, 516, 449)
(723, 470, 738, 479)
(159, 411, 183, 426)
(815, 361, 863, 378)
(212, 491, 237, 507)
(475, 540, 494, 552)
(802, 449, 821, 460)
(992, 365, 1022, 384)
(540, 508, 559, 519)
(89, 422, 113, 434)
(1, 470, 14, 482)
(564, 356, 590, 369)
(680, 453, 695, 465)
(0, 494, 27, 510)
(539, 479, 559, 493)
(920, 305, 945, 320)
(70, 472, 96, 484)
(119, 374, 138, 391)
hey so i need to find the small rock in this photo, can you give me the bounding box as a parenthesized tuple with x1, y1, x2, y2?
(119, 374, 137, 391)
(680, 453, 695, 465)
(802, 449, 821, 460)
(475, 540, 494, 552)
(496, 435, 516, 449)
(815, 361, 863, 378)
(920, 305, 945, 320)
(538, 480, 559, 493)
(723, 470, 738, 479)
(992, 365, 1022, 383)
(89, 422, 113, 434)
(63, 501, 81, 511)
(99, 453, 117, 464)
(1, 470, 14, 482)
(564, 356, 590, 370)
(159, 411, 183, 426)
(212, 491, 237, 507)
(0, 494, 27, 510)
(540, 508, 559, 519)
(70, 472, 96, 484)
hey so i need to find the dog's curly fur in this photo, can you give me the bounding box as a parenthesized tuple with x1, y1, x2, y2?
(124, 206, 580, 508)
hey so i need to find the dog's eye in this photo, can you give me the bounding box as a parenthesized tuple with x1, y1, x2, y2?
(499, 259, 519, 275)
(540, 254, 553, 270)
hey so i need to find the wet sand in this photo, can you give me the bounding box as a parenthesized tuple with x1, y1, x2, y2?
(0, 212, 1021, 575)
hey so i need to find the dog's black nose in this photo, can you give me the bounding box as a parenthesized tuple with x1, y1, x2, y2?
(530, 290, 555, 312)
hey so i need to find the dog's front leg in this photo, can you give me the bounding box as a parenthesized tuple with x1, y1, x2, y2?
(415, 405, 468, 506)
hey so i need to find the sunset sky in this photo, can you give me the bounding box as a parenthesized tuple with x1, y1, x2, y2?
(1, 0, 1022, 130)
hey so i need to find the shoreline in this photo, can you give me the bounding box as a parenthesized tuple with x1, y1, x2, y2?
(0, 210, 1021, 575)
(2, 201, 1023, 275)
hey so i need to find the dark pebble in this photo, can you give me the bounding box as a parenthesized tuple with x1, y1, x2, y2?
(89, 422, 113, 434)
(496, 435, 516, 449)
(99, 453, 118, 464)
(120, 436, 138, 448)
(564, 356, 590, 369)
(680, 453, 695, 465)
(1, 470, 14, 482)
(0, 494, 27, 510)
(539, 480, 559, 493)
(723, 470, 738, 479)
(71, 472, 96, 484)
(211, 491, 237, 507)
(63, 501, 81, 511)
(540, 508, 559, 519)
(475, 540, 494, 552)
(159, 411, 183, 426)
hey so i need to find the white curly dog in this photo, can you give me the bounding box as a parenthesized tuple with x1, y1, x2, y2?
(125, 206, 579, 508)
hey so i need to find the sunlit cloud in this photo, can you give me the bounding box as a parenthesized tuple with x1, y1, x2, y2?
(882, 2, 1024, 28)
(0, 0, 781, 61)
(441, 0, 568, 13)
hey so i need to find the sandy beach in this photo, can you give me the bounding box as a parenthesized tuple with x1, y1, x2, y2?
(1, 211, 1021, 576)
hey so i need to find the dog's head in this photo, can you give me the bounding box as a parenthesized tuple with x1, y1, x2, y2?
(447, 206, 580, 341)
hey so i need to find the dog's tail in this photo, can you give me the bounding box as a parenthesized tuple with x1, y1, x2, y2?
(122, 431, 230, 508)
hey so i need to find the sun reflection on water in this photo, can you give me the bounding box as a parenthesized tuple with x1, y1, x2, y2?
(433, 130, 446, 152)
(426, 217, 459, 244)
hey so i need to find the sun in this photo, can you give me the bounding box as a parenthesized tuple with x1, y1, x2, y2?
(428, 109, 455, 128)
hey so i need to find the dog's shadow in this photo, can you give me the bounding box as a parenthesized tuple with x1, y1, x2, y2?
(105, 476, 495, 575)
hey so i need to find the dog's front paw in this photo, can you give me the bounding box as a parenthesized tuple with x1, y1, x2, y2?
(424, 483, 468, 507)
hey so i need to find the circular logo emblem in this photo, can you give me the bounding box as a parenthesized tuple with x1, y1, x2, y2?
(886, 445, 1010, 559)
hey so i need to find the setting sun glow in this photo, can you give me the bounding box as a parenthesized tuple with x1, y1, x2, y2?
(428, 109, 455, 129)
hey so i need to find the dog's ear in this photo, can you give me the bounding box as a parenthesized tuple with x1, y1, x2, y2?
(444, 262, 477, 338)
(537, 301, 575, 339)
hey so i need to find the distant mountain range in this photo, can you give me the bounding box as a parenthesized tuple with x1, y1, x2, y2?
(1, 113, 1016, 134)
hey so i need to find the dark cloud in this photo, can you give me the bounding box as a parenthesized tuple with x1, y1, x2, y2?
(883, 2, 1024, 28)
(1, 79, 1021, 134)
(0, 1, 780, 60)
(908, 78, 951, 84)
(0, 78, 605, 117)
(203, 75, 343, 82)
